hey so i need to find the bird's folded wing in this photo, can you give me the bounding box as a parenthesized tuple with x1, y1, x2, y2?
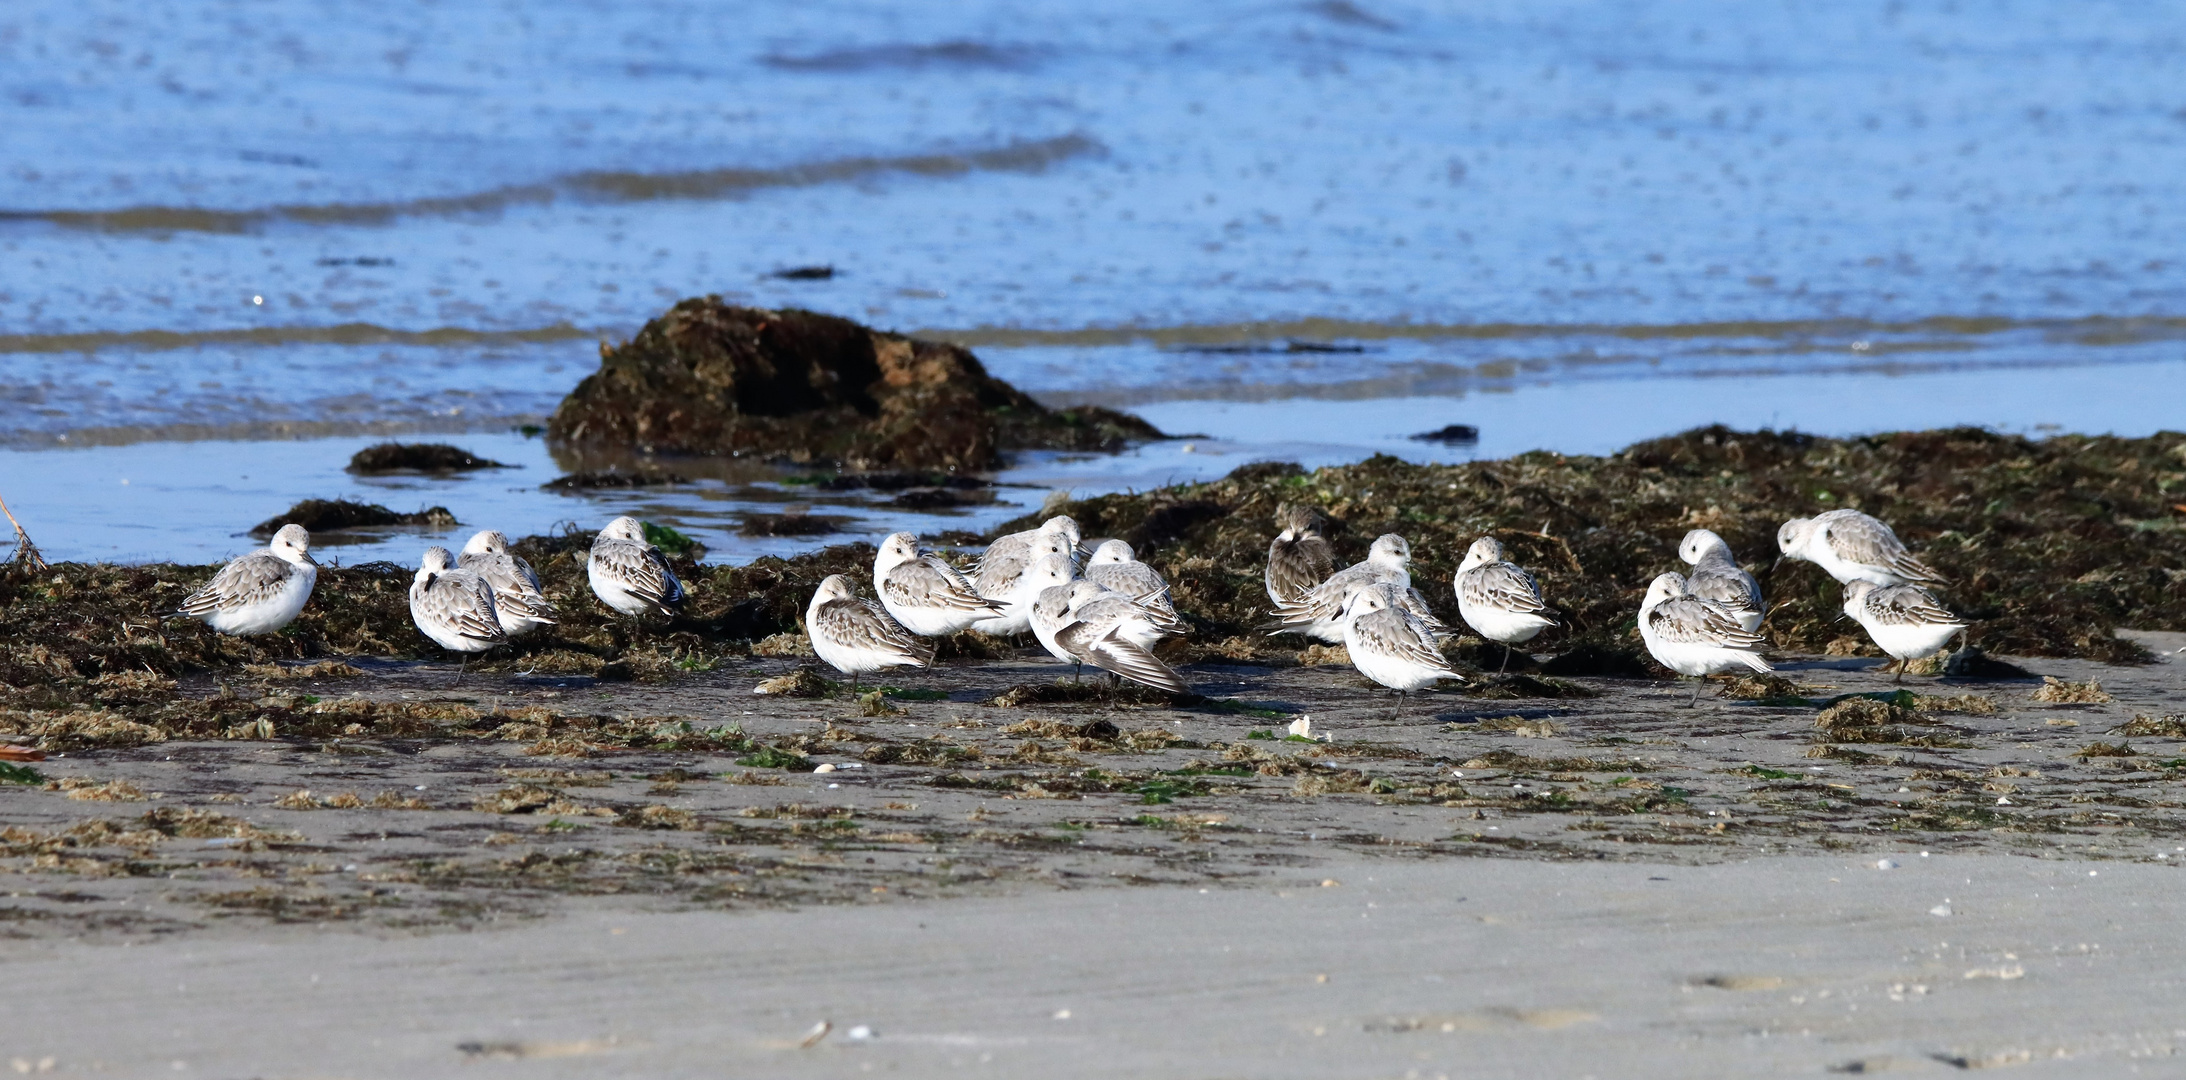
(814, 599, 935, 664)
(1458, 563, 1551, 615)
(178, 552, 291, 614)
(1648, 599, 1765, 648)
(1827, 518, 1945, 583)
(1870, 585, 1961, 626)
(1056, 622, 1188, 694)
(885, 559, 1003, 612)
(595, 541, 678, 608)
(1354, 609, 1457, 673)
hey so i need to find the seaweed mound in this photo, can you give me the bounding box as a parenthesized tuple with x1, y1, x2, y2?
(983, 426, 2186, 664)
(250, 499, 458, 537)
(347, 443, 509, 474)
(547, 298, 1164, 469)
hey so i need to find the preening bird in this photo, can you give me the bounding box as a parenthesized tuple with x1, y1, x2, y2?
(1678, 529, 1764, 633)
(1342, 582, 1464, 709)
(1265, 504, 1335, 607)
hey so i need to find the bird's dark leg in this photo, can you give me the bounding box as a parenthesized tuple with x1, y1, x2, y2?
(1498, 647, 1512, 676)
(1892, 659, 1905, 685)
(452, 654, 467, 689)
(1687, 678, 1703, 708)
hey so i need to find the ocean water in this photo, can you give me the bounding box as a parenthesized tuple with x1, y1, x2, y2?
(4, 0, 2183, 561)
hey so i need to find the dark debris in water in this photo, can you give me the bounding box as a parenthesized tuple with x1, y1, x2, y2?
(250, 499, 457, 537)
(739, 513, 844, 538)
(1410, 424, 1481, 444)
(346, 442, 510, 474)
(540, 469, 690, 490)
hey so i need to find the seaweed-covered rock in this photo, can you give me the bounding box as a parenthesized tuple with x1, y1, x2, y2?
(547, 298, 1163, 469)
(346, 443, 510, 474)
(250, 499, 458, 537)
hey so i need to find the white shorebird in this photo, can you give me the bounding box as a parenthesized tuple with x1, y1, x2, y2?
(173, 524, 319, 635)
(1266, 533, 1415, 643)
(970, 529, 1077, 636)
(1842, 580, 1967, 682)
(1036, 580, 1189, 694)
(1083, 539, 1187, 635)
(1265, 504, 1334, 606)
(458, 529, 556, 637)
(409, 546, 507, 684)
(1638, 572, 1772, 706)
(806, 574, 934, 690)
(874, 532, 1003, 637)
(1342, 583, 1463, 714)
(1453, 537, 1557, 674)
(588, 516, 685, 617)
(1777, 509, 1943, 586)
(1679, 528, 1765, 632)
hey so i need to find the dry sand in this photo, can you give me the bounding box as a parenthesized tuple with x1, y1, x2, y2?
(2, 635, 2182, 1074)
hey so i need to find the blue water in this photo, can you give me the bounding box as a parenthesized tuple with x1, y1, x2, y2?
(4, 0, 2184, 560)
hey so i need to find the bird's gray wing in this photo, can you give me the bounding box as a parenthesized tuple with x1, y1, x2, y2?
(972, 548, 1029, 600)
(1354, 608, 1458, 673)
(884, 558, 1004, 613)
(595, 539, 679, 613)
(463, 553, 557, 621)
(1826, 516, 1944, 583)
(1457, 562, 1552, 617)
(1686, 563, 1762, 611)
(1648, 598, 1765, 648)
(421, 574, 507, 644)
(1055, 622, 1189, 694)
(814, 598, 935, 666)
(1089, 563, 1185, 632)
(1867, 584, 1961, 627)
(177, 551, 292, 615)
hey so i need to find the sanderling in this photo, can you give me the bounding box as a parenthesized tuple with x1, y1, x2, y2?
(1679, 528, 1765, 632)
(970, 529, 1077, 636)
(1777, 509, 1943, 586)
(409, 546, 507, 683)
(1266, 533, 1414, 643)
(874, 532, 1003, 637)
(978, 515, 1082, 577)
(458, 529, 556, 637)
(1265, 504, 1335, 606)
(1083, 539, 1187, 635)
(588, 516, 685, 617)
(173, 523, 318, 635)
(806, 574, 934, 690)
(1341, 582, 1463, 713)
(1028, 563, 1099, 667)
(1453, 537, 1558, 673)
(1041, 580, 1189, 694)
(1842, 580, 1967, 682)
(1638, 572, 1772, 706)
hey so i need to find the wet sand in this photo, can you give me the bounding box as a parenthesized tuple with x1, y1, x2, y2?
(5, 851, 2182, 1076)
(2, 636, 2183, 1072)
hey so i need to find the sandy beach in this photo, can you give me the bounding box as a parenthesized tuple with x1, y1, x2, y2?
(2, 635, 2181, 1073)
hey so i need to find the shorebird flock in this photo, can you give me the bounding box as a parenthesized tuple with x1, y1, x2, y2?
(170, 504, 1964, 706)
(812, 504, 1963, 709)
